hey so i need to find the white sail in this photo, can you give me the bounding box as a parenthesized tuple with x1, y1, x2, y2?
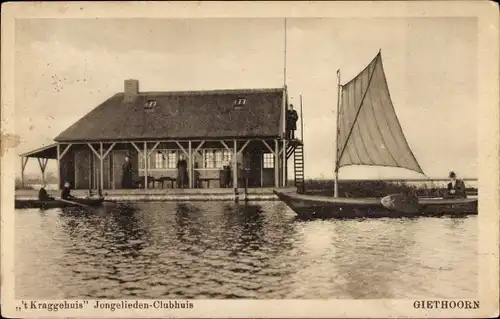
(336, 52, 425, 175)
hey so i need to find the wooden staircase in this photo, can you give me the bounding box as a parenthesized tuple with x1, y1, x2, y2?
(294, 144, 305, 194)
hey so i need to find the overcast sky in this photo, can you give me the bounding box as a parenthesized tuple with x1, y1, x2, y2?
(15, 17, 477, 179)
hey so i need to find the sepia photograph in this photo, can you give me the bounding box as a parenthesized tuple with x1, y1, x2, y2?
(1, 1, 498, 318)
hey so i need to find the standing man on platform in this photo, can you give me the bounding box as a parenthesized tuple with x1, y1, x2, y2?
(286, 104, 299, 139)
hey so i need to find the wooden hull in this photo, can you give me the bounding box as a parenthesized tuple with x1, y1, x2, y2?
(418, 197, 478, 215)
(15, 198, 105, 209)
(274, 190, 478, 219)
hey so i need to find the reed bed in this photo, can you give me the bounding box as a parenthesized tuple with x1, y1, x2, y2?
(15, 174, 58, 190)
(303, 179, 478, 198)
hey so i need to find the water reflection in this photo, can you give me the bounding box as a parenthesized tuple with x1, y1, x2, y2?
(15, 203, 478, 299)
(220, 203, 265, 257)
(332, 219, 418, 298)
(57, 204, 153, 298)
(174, 202, 203, 244)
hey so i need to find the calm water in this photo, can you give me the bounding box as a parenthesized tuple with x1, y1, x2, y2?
(15, 201, 478, 299)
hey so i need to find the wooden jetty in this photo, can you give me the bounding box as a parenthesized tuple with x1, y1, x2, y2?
(15, 187, 292, 204)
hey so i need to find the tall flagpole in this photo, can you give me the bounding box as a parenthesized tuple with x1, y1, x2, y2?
(282, 18, 288, 186)
(282, 17, 287, 137)
(334, 69, 341, 198)
(283, 18, 287, 88)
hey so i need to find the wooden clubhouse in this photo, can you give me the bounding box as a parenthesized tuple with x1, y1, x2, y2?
(20, 79, 305, 195)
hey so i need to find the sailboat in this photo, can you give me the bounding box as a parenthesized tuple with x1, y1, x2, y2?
(274, 51, 478, 219)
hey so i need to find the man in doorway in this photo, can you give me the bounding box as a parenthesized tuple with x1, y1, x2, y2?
(122, 155, 133, 189)
(193, 162, 200, 188)
(222, 160, 232, 188)
(177, 155, 188, 188)
(446, 171, 467, 198)
(286, 104, 299, 139)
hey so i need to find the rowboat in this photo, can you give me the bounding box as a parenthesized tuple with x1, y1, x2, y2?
(278, 51, 478, 218)
(274, 190, 478, 219)
(15, 197, 105, 209)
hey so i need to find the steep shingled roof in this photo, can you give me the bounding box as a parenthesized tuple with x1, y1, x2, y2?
(54, 88, 285, 142)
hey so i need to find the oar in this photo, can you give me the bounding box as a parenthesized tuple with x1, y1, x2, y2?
(56, 197, 91, 208)
(381, 193, 420, 214)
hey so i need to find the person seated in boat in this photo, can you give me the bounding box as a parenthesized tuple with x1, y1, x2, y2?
(446, 171, 467, 198)
(38, 184, 54, 201)
(61, 181, 75, 200)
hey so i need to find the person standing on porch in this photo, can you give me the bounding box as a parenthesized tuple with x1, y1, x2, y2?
(121, 155, 133, 189)
(222, 160, 232, 188)
(286, 104, 299, 139)
(193, 162, 200, 188)
(177, 155, 188, 188)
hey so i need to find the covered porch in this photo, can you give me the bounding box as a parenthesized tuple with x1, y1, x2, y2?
(20, 138, 303, 192)
(19, 143, 58, 188)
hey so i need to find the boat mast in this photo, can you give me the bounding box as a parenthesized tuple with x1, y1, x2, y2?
(334, 69, 341, 197)
(300, 94, 304, 141)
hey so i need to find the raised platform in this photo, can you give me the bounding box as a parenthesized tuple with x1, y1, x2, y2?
(15, 187, 293, 202)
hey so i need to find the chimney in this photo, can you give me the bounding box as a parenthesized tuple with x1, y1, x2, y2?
(124, 79, 139, 103)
